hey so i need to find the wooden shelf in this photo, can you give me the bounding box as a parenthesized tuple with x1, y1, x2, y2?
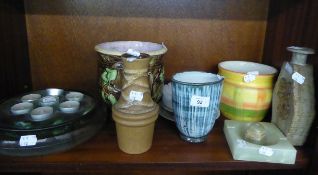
(0, 116, 310, 173)
(0, 0, 317, 174)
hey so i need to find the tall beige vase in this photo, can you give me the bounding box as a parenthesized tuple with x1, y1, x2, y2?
(272, 46, 315, 146)
(112, 53, 159, 154)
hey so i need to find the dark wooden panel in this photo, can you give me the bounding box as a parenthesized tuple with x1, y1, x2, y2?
(41, 171, 306, 175)
(310, 132, 318, 175)
(43, 171, 247, 175)
(263, 0, 318, 67)
(0, 0, 31, 100)
(23, 0, 268, 20)
(263, 0, 318, 174)
(248, 170, 306, 175)
(24, 0, 269, 94)
(0, 118, 310, 173)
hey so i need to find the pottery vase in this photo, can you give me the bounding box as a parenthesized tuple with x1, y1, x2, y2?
(218, 61, 277, 122)
(112, 53, 159, 154)
(172, 71, 223, 142)
(95, 41, 167, 105)
(272, 46, 315, 146)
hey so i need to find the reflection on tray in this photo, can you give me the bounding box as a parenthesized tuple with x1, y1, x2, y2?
(159, 102, 174, 122)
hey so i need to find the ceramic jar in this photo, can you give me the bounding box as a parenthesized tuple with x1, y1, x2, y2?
(172, 71, 223, 143)
(112, 53, 159, 154)
(218, 61, 277, 122)
(95, 41, 167, 105)
(272, 46, 315, 146)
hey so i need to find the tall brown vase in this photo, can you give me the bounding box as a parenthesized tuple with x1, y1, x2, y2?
(112, 54, 159, 154)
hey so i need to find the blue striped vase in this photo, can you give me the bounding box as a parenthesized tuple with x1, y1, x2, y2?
(172, 71, 223, 143)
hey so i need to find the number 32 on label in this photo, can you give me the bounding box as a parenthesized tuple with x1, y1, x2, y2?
(190, 95, 210, 107)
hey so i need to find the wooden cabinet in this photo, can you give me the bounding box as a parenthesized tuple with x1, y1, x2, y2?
(0, 0, 317, 174)
(0, 0, 31, 100)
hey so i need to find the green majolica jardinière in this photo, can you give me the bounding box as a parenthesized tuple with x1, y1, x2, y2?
(95, 41, 167, 105)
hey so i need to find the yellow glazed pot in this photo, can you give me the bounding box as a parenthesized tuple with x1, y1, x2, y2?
(218, 61, 277, 122)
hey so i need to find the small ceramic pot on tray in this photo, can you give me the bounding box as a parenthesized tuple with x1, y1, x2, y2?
(0, 88, 95, 131)
(0, 88, 104, 156)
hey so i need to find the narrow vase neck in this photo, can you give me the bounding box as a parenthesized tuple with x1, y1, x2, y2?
(291, 53, 308, 65)
(287, 46, 315, 65)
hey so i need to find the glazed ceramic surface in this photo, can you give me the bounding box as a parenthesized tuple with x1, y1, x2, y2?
(59, 101, 80, 113)
(95, 41, 167, 105)
(66, 92, 84, 101)
(112, 55, 159, 154)
(11, 102, 34, 115)
(272, 46, 315, 146)
(172, 71, 223, 143)
(31, 106, 54, 121)
(218, 61, 277, 122)
(21, 94, 41, 103)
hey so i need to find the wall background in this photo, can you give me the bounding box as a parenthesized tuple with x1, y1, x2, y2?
(25, 0, 269, 93)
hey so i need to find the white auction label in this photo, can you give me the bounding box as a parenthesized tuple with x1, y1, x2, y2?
(292, 72, 305, 84)
(190, 95, 210, 107)
(259, 146, 274, 157)
(19, 135, 37, 147)
(285, 62, 293, 74)
(243, 71, 259, 83)
(244, 74, 256, 83)
(129, 91, 143, 101)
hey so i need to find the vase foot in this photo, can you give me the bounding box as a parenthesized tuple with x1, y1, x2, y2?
(179, 133, 208, 143)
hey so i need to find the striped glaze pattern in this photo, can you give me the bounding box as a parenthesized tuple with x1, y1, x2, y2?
(218, 61, 276, 122)
(172, 74, 223, 139)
